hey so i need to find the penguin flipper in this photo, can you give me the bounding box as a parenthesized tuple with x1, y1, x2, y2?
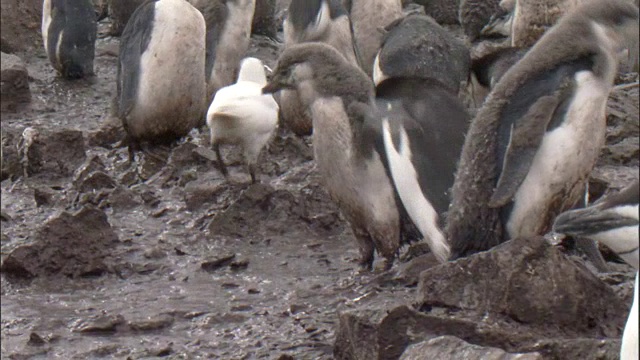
(490, 93, 562, 207)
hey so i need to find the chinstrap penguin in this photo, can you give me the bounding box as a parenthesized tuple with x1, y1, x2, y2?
(115, 0, 207, 161)
(446, 0, 640, 259)
(207, 57, 279, 183)
(42, 0, 97, 79)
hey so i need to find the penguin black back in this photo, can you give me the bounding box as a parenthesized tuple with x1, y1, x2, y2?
(117, 0, 157, 122)
(376, 77, 469, 217)
(377, 15, 470, 93)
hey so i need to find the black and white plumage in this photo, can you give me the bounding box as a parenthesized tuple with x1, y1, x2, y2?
(373, 14, 471, 94)
(446, 0, 640, 260)
(116, 0, 206, 160)
(344, 0, 403, 77)
(374, 77, 470, 262)
(189, 0, 256, 102)
(280, 0, 358, 136)
(553, 180, 639, 360)
(207, 57, 279, 183)
(263, 43, 401, 270)
(42, 0, 97, 79)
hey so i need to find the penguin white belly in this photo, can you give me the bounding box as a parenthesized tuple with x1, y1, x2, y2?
(129, 0, 206, 138)
(621, 272, 639, 360)
(506, 71, 609, 237)
(381, 118, 450, 262)
(590, 227, 639, 270)
(41, 0, 52, 53)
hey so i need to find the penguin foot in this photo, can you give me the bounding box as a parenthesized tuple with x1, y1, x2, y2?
(249, 163, 258, 184)
(213, 144, 229, 179)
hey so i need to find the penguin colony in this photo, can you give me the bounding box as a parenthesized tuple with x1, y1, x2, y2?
(40, 0, 639, 354)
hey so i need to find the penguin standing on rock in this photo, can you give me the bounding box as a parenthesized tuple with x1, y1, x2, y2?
(42, 0, 97, 79)
(189, 0, 256, 102)
(207, 57, 279, 184)
(446, 0, 640, 260)
(553, 180, 639, 360)
(116, 0, 206, 161)
(263, 43, 401, 270)
(280, 0, 358, 136)
(374, 77, 470, 263)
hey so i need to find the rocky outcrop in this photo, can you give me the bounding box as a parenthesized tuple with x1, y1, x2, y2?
(0, 0, 42, 53)
(1, 52, 31, 112)
(1, 206, 118, 278)
(335, 236, 628, 360)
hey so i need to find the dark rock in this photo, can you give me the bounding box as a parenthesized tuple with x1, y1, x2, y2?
(393, 253, 440, 286)
(73, 314, 125, 333)
(32, 186, 57, 207)
(334, 304, 623, 360)
(201, 253, 236, 272)
(601, 137, 639, 166)
(73, 155, 106, 186)
(1, 52, 31, 112)
(0, 0, 42, 52)
(400, 336, 542, 360)
(77, 171, 116, 193)
(26, 129, 86, 179)
(129, 313, 174, 332)
(26, 332, 47, 347)
(1, 209, 12, 221)
(229, 258, 249, 271)
(87, 116, 125, 149)
(184, 180, 227, 211)
(1, 127, 22, 181)
(589, 165, 639, 201)
(107, 0, 146, 36)
(1, 206, 118, 278)
(417, 236, 626, 337)
(252, 0, 277, 38)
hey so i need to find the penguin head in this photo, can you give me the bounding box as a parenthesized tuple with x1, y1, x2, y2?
(237, 57, 268, 85)
(579, 0, 639, 67)
(262, 42, 354, 94)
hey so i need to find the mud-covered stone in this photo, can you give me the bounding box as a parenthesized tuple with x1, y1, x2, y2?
(252, 0, 277, 37)
(400, 336, 542, 360)
(26, 129, 87, 178)
(0, 0, 42, 52)
(105, 186, 143, 211)
(1, 52, 31, 112)
(87, 116, 125, 149)
(589, 165, 639, 201)
(417, 236, 627, 336)
(1, 206, 118, 278)
(1, 127, 23, 181)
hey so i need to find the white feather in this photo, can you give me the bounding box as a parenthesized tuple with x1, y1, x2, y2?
(381, 118, 450, 263)
(41, 0, 52, 53)
(372, 52, 388, 86)
(621, 272, 639, 360)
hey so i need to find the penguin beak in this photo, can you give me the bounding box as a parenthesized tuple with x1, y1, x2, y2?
(262, 69, 295, 94)
(262, 81, 281, 94)
(481, 11, 512, 37)
(553, 207, 639, 236)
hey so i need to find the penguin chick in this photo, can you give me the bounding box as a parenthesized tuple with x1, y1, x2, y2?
(374, 77, 470, 263)
(42, 0, 97, 79)
(459, 0, 502, 41)
(553, 180, 639, 360)
(374, 14, 471, 94)
(471, 46, 527, 89)
(116, 0, 207, 161)
(207, 57, 279, 183)
(447, 0, 640, 259)
(280, 0, 359, 136)
(263, 43, 401, 270)
(553, 180, 639, 269)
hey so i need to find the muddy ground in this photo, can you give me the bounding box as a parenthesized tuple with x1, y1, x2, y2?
(1, 11, 639, 360)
